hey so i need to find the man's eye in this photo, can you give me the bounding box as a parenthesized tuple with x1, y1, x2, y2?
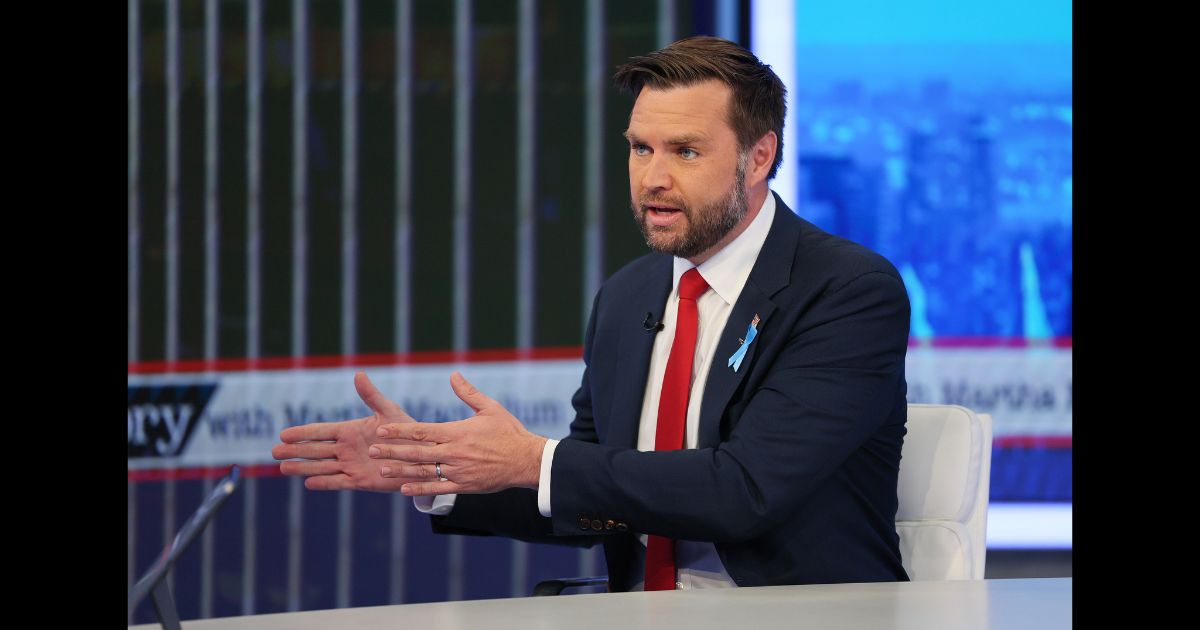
(632, 144, 650, 156)
(679, 148, 698, 159)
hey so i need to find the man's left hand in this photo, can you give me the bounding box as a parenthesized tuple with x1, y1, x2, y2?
(370, 371, 548, 496)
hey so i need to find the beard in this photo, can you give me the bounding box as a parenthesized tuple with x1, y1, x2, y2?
(631, 156, 749, 260)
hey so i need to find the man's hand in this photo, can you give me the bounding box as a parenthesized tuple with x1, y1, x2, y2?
(272, 371, 431, 492)
(370, 371, 548, 496)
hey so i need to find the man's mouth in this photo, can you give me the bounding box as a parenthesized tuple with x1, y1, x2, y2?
(643, 203, 685, 227)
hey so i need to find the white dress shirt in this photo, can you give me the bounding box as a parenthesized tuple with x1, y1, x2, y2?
(417, 192, 778, 590)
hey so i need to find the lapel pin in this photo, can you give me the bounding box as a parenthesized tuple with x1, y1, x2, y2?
(727, 314, 760, 372)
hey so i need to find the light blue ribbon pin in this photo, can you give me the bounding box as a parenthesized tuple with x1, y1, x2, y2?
(727, 315, 760, 372)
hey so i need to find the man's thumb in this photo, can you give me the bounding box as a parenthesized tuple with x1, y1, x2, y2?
(450, 371, 493, 413)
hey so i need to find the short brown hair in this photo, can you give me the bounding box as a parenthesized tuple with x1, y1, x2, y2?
(613, 36, 787, 179)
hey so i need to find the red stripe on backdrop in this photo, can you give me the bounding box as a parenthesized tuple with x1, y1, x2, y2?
(908, 336, 1072, 348)
(127, 338, 1073, 375)
(992, 435, 1073, 449)
(127, 346, 587, 374)
(127, 464, 282, 482)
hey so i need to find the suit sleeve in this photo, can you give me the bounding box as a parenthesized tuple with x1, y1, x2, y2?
(548, 270, 910, 543)
(429, 287, 606, 546)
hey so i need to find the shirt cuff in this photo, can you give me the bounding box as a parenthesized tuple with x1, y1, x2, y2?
(537, 438, 559, 517)
(413, 493, 458, 516)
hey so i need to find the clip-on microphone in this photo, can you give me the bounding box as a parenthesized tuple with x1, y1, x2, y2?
(643, 312, 664, 332)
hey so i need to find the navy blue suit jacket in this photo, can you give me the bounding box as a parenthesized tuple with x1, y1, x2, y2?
(434, 193, 911, 589)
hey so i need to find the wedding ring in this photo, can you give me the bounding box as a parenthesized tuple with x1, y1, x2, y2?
(435, 462, 447, 481)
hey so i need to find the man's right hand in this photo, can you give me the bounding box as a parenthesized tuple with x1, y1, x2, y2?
(272, 371, 430, 492)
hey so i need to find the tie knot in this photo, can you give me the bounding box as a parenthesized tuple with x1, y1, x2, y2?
(678, 268, 710, 301)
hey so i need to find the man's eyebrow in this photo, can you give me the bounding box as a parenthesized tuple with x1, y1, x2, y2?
(664, 134, 708, 145)
(621, 130, 710, 145)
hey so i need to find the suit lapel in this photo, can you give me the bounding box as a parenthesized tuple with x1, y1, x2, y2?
(697, 283, 776, 448)
(697, 193, 802, 449)
(608, 255, 673, 448)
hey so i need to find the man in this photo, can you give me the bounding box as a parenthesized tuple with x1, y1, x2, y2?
(274, 36, 911, 591)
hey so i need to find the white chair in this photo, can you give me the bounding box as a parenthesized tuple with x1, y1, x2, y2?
(896, 404, 993, 580)
(535, 403, 994, 594)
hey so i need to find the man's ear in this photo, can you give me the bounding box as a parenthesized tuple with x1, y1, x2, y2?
(747, 131, 778, 186)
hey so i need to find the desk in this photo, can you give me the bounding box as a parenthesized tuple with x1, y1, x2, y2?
(130, 577, 1071, 630)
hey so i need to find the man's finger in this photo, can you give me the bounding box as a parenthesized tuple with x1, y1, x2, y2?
(272, 442, 337, 461)
(379, 462, 439, 480)
(450, 371, 496, 414)
(354, 371, 409, 418)
(368, 442, 447, 463)
(376, 421, 454, 443)
(401, 480, 466, 496)
(304, 474, 357, 491)
(279, 422, 341, 443)
(279, 460, 343, 477)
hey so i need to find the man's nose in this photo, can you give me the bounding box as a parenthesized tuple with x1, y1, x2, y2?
(640, 154, 673, 192)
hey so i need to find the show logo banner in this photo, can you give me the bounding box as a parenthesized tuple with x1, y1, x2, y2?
(127, 361, 586, 471)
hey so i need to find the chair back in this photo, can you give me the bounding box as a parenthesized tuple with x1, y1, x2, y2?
(896, 404, 993, 580)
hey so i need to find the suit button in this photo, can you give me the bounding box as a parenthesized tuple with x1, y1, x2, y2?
(590, 519, 603, 531)
(578, 517, 591, 530)
(604, 520, 615, 530)
(616, 522, 628, 532)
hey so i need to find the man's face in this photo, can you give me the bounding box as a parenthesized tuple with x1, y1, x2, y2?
(626, 80, 749, 261)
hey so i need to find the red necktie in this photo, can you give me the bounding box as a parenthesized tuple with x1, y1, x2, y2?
(644, 267, 710, 591)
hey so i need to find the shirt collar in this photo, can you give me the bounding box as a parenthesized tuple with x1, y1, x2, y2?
(672, 190, 776, 306)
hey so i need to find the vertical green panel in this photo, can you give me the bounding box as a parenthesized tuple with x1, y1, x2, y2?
(409, 0, 456, 352)
(178, 0, 207, 361)
(306, 0, 343, 357)
(469, 0, 518, 350)
(603, 0, 658, 280)
(140, 0, 168, 362)
(260, 0, 294, 358)
(356, 1, 398, 355)
(532, 0, 585, 348)
(217, 3, 249, 359)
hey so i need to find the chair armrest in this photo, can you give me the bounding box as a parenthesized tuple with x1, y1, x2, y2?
(531, 576, 609, 596)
